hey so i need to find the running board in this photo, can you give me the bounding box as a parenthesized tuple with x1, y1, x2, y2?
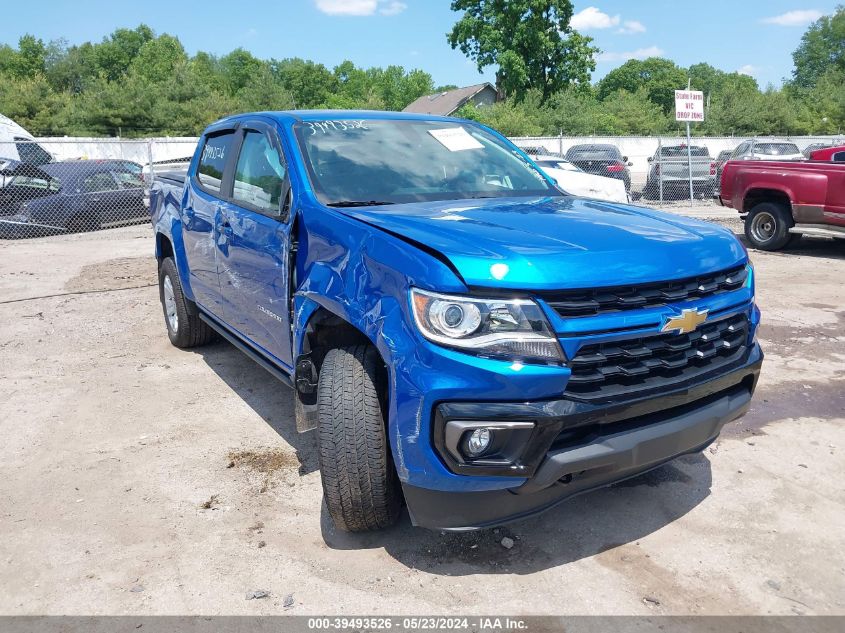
(199, 312, 295, 390)
(789, 224, 845, 239)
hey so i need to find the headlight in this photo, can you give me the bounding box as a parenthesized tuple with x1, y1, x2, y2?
(410, 288, 563, 363)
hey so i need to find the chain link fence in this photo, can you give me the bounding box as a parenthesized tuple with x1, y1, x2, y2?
(511, 134, 845, 207)
(1, 134, 843, 240)
(0, 138, 195, 240)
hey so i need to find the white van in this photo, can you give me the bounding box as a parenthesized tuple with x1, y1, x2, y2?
(0, 114, 54, 177)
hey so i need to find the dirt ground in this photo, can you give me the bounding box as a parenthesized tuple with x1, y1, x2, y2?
(0, 220, 843, 616)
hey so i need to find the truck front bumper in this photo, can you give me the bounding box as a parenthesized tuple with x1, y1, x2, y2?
(403, 343, 762, 530)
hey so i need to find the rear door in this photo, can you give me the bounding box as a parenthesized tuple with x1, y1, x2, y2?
(216, 121, 294, 369)
(182, 129, 237, 315)
(80, 170, 124, 230)
(110, 167, 147, 223)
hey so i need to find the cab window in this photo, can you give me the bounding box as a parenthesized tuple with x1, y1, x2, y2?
(197, 132, 234, 194)
(232, 130, 287, 214)
(14, 137, 52, 166)
(83, 172, 116, 193)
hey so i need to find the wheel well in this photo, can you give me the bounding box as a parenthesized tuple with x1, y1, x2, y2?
(156, 233, 174, 263)
(743, 188, 792, 214)
(300, 308, 374, 374)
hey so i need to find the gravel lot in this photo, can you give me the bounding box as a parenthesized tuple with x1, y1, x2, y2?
(0, 218, 843, 616)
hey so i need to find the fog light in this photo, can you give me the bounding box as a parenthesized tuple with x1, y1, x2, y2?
(464, 428, 492, 457)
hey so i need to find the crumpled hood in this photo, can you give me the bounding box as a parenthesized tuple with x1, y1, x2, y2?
(338, 196, 746, 290)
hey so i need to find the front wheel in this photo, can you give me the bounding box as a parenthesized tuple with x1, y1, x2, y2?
(317, 345, 401, 532)
(745, 202, 794, 251)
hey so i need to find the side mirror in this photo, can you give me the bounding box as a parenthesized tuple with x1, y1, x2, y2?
(278, 181, 292, 222)
(647, 156, 653, 162)
(622, 156, 628, 162)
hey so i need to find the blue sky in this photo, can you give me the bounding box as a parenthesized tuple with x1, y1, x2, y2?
(1, 1, 840, 89)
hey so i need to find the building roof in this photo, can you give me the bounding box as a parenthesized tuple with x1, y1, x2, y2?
(402, 83, 497, 116)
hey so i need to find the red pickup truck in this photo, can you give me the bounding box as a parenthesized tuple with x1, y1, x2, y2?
(718, 160, 845, 250)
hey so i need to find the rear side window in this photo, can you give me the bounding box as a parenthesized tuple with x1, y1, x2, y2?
(84, 172, 116, 193)
(197, 132, 234, 194)
(832, 151, 845, 162)
(14, 137, 52, 166)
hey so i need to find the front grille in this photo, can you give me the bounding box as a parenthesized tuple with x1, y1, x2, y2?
(565, 313, 750, 400)
(543, 265, 747, 318)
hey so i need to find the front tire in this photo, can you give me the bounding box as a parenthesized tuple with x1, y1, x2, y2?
(317, 345, 401, 532)
(745, 202, 794, 251)
(158, 257, 216, 348)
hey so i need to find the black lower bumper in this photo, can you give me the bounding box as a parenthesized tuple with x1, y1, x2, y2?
(404, 345, 762, 531)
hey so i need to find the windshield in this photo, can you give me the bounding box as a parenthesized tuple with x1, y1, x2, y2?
(9, 174, 61, 191)
(660, 146, 709, 157)
(566, 146, 620, 161)
(294, 119, 558, 205)
(535, 159, 581, 172)
(753, 143, 800, 156)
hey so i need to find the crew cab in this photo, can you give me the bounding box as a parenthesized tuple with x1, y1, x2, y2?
(151, 111, 762, 532)
(719, 159, 845, 250)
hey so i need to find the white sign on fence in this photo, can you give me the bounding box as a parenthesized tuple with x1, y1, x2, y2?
(675, 90, 705, 122)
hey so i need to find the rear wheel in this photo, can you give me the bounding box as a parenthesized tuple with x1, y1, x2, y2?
(745, 202, 794, 251)
(317, 345, 401, 532)
(158, 257, 216, 348)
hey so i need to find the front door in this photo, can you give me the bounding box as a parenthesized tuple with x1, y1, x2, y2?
(217, 123, 294, 369)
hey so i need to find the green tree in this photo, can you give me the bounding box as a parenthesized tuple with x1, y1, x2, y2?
(271, 58, 338, 108)
(95, 25, 155, 81)
(447, 0, 597, 100)
(219, 48, 264, 94)
(792, 6, 845, 88)
(597, 57, 687, 114)
(458, 90, 545, 136)
(130, 34, 187, 83)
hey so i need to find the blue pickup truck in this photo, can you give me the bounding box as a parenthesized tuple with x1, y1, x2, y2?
(150, 110, 763, 532)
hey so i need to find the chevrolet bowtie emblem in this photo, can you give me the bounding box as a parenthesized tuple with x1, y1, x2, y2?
(662, 308, 708, 335)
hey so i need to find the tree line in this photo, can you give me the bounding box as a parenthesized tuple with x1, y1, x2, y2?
(1, 1, 843, 138)
(0, 25, 438, 136)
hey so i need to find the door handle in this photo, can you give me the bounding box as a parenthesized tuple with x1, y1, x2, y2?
(218, 216, 233, 237)
(184, 208, 195, 220)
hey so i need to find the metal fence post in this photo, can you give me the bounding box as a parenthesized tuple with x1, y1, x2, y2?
(658, 138, 664, 206)
(147, 139, 155, 191)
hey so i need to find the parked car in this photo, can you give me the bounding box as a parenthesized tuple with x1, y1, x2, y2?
(643, 144, 715, 200)
(719, 159, 845, 250)
(564, 143, 632, 192)
(713, 149, 734, 195)
(729, 139, 805, 162)
(0, 113, 54, 186)
(809, 145, 845, 162)
(151, 111, 762, 532)
(0, 159, 147, 237)
(802, 142, 839, 158)
(532, 155, 629, 203)
(518, 145, 561, 158)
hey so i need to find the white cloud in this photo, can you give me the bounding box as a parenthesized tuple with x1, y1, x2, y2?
(762, 9, 823, 26)
(571, 7, 620, 30)
(313, 0, 406, 16)
(596, 46, 664, 63)
(737, 64, 758, 76)
(618, 20, 646, 34)
(379, 1, 407, 15)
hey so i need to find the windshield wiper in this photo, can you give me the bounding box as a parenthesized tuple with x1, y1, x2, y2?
(326, 200, 397, 207)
